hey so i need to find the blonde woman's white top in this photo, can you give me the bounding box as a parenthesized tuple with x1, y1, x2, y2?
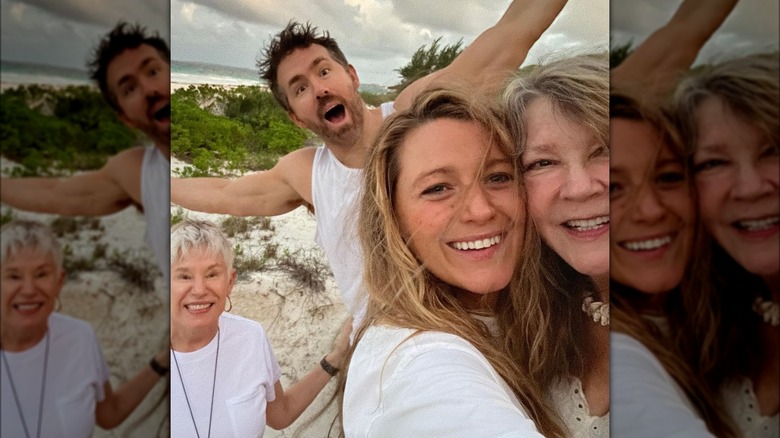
(610, 332, 714, 437)
(343, 325, 542, 437)
(722, 376, 779, 438)
(549, 376, 609, 438)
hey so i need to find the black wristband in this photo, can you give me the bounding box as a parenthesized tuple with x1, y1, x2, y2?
(149, 356, 168, 377)
(320, 356, 339, 377)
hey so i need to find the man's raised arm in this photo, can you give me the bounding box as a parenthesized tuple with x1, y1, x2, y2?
(171, 147, 314, 217)
(612, 0, 738, 97)
(395, 0, 567, 110)
(0, 148, 141, 216)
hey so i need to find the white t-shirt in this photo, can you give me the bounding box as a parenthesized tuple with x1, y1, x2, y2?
(610, 332, 714, 437)
(171, 313, 281, 438)
(311, 101, 395, 326)
(1, 313, 110, 438)
(141, 145, 171, 286)
(343, 325, 542, 437)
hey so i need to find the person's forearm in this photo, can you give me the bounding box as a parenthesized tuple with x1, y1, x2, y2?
(96, 360, 165, 429)
(499, 0, 567, 42)
(1, 177, 127, 215)
(670, 0, 738, 42)
(1, 177, 58, 211)
(267, 365, 333, 429)
(613, 0, 738, 96)
(458, 0, 567, 92)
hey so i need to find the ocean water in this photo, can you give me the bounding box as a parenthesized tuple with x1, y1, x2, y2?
(1, 60, 92, 86)
(0, 59, 262, 88)
(171, 60, 263, 86)
(0, 59, 388, 92)
(171, 60, 389, 92)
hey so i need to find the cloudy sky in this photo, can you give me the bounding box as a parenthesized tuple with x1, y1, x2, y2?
(612, 0, 779, 64)
(171, 0, 609, 86)
(1, 0, 776, 84)
(1, 0, 168, 71)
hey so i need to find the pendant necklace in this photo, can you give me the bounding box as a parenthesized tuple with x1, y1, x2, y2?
(173, 328, 220, 438)
(1, 329, 50, 438)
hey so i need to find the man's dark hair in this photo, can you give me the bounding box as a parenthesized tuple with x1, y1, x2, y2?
(257, 21, 350, 112)
(88, 21, 170, 112)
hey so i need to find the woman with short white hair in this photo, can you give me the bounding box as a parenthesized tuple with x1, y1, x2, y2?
(170, 219, 350, 437)
(1, 219, 168, 437)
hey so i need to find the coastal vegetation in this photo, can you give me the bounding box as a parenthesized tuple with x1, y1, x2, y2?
(171, 84, 310, 175)
(170, 84, 408, 174)
(1, 84, 139, 176)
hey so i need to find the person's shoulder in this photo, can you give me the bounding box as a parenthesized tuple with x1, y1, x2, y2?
(49, 312, 99, 346)
(274, 146, 317, 177)
(220, 312, 268, 336)
(50, 312, 93, 332)
(104, 146, 146, 175)
(359, 325, 481, 363)
(611, 332, 671, 380)
(611, 332, 652, 355)
(110, 145, 147, 162)
(280, 145, 318, 163)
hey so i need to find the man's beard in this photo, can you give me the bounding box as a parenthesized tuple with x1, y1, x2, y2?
(310, 93, 365, 149)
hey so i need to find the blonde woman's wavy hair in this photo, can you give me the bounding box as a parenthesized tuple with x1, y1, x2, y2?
(340, 86, 565, 437)
(610, 93, 738, 438)
(502, 52, 609, 387)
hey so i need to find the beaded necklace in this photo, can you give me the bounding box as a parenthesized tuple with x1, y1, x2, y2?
(582, 296, 609, 326)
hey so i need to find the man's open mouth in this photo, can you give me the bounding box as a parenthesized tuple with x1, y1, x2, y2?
(324, 104, 346, 123)
(153, 104, 170, 121)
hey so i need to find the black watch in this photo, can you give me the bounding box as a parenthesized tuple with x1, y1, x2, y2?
(320, 356, 339, 377)
(149, 356, 169, 377)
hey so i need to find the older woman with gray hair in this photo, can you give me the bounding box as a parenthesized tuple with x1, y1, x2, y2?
(170, 219, 350, 437)
(1, 219, 168, 437)
(502, 52, 610, 437)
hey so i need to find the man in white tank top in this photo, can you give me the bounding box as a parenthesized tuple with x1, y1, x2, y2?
(0, 22, 171, 283)
(171, 0, 568, 321)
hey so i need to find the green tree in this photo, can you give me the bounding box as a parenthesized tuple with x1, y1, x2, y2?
(391, 37, 463, 92)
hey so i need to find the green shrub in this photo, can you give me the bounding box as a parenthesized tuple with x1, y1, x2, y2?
(171, 85, 310, 173)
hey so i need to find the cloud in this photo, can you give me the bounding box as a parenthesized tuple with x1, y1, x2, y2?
(611, 0, 779, 62)
(170, 0, 610, 85)
(16, 0, 167, 33)
(1, 0, 169, 70)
